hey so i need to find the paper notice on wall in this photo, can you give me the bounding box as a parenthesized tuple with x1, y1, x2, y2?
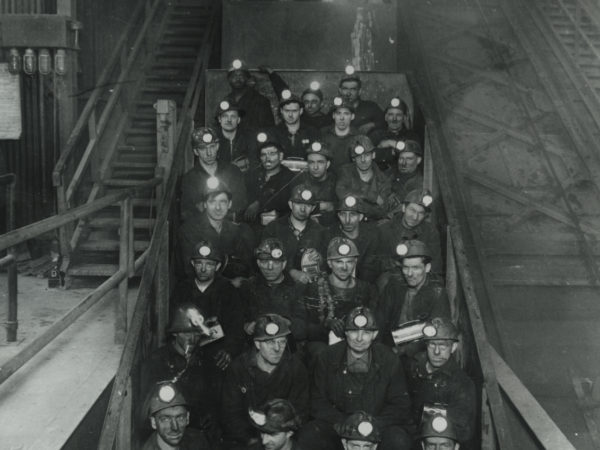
(0, 63, 22, 140)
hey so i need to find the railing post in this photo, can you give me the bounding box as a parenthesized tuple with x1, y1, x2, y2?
(116, 197, 133, 344)
(481, 388, 497, 450)
(115, 376, 133, 450)
(154, 99, 178, 203)
(154, 221, 169, 348)
(5, 175, 18, 342)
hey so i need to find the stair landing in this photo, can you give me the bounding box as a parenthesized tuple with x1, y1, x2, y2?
(0, 275, 126, 450)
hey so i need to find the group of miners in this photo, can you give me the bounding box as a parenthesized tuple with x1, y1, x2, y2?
(138, 61, 477, 450)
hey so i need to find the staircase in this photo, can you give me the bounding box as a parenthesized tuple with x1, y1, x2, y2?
(66, 0, 213, 280)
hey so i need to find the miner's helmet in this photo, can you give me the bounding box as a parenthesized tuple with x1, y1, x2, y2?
(403, 188, 433, 211)
(344, 306, 378, 331)
(249, 398, 301, 434)
(227, 58, 250, 76)
(191, 126, 219, 148)
(336, 194, 365, 213)
(349, 135, 375, 159)
(339, 64, 362, 86)
(167, 303, 208, 334)
(306, 140, 333, 160)
(334, 410, 381, 443)
(419, 413, 459, 443)
(327, 236, 360, 260)
(216, 99, 245, 118)
(147, 382, 188, 416)
(254, 238, 287, 261)
(301, 81, 324, 101)
(385, 97, 409, 114)
(279, 89, 303, 108)
(395, 138, 422, 156)
(289, 184, 317, 205)
(202, 176, 232, 200)
(256, 131, 283, 153)
(422, 317, 459, 342)
(253, 313, 292, 341)
(393, 239, 431, 263)
(331, 96, 355, 113)
(190, 240, 223, 263)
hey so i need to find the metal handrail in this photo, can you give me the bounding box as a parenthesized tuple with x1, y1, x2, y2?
(52, 0, 162, 202)
(97, 2, 219, 446)
(1, 173, 17, 342)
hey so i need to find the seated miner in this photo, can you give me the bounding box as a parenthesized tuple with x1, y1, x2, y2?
(296, 237, 379, 356)
(241, 238, 305, 340)
(336, 66, 385, 134)
(418, 413, 462, 450)
(259, 66, 332, 130)
(368, 97, 420, 171)
(138, 304, 215, 439)
(322, 96, 359, 170)
(142, 383, 210, 450)
(177, 176, 255, 281)
(291, 141, 337, 226)
(215, 99, 256, 172)
(336, 136, 392, 221)
(172, 240, 246, 377)
(180, 126, 248, 222)
(270, 89, 320, 159)
(298, 307, 414, 450)
(261, 184, 327, 285)
(407, 317, 476, 444)
(335, 411, 382, 450)
(225, 59, 274, 130)
(386, 139, 424, 207)
(248, 399, 303, 450)
(221, 314, 309, 449)
(378, 189, 442, 276)
(301, 81, 333, 130)
(377, 240, 450, 357)
(244, 133, 296, 225)
(326, 194, 382, 283)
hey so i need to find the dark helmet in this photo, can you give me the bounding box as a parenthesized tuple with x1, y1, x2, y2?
(344, 306, 378, 331)
(327, 236, 360, 260)
(403, 188, 433, 211)
(190, 240, 223, 263)
(202, 176, 232, 201)
(419, 414, 459, 442)
(336, 194, 365, 213)
(422, 317, 459, 341)
(279, 89, 303, 108)
(147, 383, 188, 416)
(289, 184, 317, 205)
(331, 96, 355, 113)
(191, 126, 219, 147)
(255, 238, 287, 261)
(253, 314, 292, 341)
(306, 141, 333, 160)
(334, 411, 381, 443)
(249, 398, 301, 434)
(349, 135, 375, 159)
(394, 239, 431, 263)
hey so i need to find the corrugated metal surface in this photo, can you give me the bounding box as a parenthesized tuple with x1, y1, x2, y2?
(0, 0, 56, 14)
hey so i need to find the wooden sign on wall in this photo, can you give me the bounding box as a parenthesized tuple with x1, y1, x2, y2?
(0, 63, 22, 140)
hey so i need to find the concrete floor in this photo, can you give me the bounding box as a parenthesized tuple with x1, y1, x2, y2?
(0, 274, 126, 450)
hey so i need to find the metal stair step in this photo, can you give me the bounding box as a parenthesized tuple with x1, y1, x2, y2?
(79, 239, 149, 252)
(112, 161, 156, 169)
(89, 217, 156, 228)
(67, 263, 120, 277)
(126, 127, 154, 135)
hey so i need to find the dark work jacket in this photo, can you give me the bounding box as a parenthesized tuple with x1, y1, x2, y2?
(377, 277, 451, 348)
(171, 276, 246, 360)
(321, 127, 359, 171)
(269, 121, 321, 159)
(241, 274, 306, 341)
(216, 127, 258, 167)
(303, 112, 333, 130)
(407, 352, 476, 442)
(296, 278, 379, 343)
(311, 342, 414, 431)
(261, 215, 327, 271)
(386, 167, 424, 209)
(138, 344, 208, 433)
(177, 212, 256, 279)
(180, 162, 248, 221)
(325, 223, 382, 283)
(221, 350, 309, 445)
(142, 428, 210, 450)
(351, 99, 385, 130)
(378, 217, 442, 275)
(291, 171, 338, 226)
(245, 165, 296, 218)
(226, 87, 274, 131)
